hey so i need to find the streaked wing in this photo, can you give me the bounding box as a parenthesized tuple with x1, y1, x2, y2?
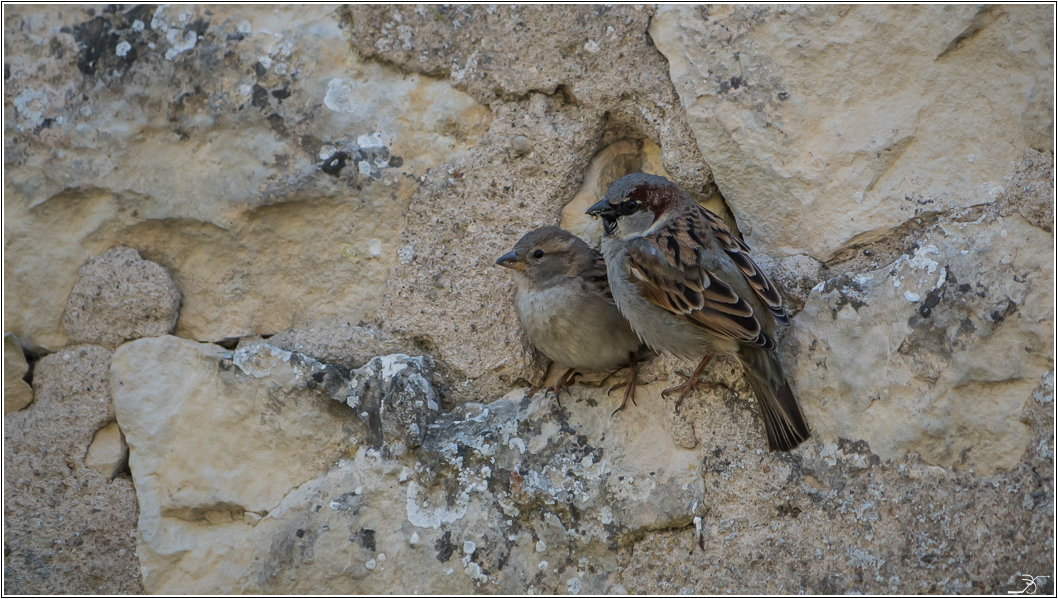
(580, 250, 616, 303)
(696, 206, 789, 325)
(625, 225, 775, 350)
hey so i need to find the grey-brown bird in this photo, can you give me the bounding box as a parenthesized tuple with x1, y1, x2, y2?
(496, 226, 648, 414)
(586, 173, 810, 451)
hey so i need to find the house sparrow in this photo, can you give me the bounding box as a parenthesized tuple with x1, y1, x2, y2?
(586, 173, 810, 451)
(496, 226, 648, 414)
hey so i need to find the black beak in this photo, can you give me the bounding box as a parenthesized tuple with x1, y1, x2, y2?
(586, 198, 614, 218)
(495, 250, 525, 270)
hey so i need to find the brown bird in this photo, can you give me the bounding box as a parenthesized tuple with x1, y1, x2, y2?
(496, 226, 649, 414)
(586, 173, 810, 451)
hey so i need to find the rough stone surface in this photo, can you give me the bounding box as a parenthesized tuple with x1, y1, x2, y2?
(651, 4, 1054, 260)
(85, 421, 129, 480)
(111, 339, 705, 593)
(62, 247, 181, 348)
(3, 345, 142, 594)
(788, 209, 1053, 472)
(4, 5, 490, 352)
(4, 333, 33, 413)
(3, 4, 1054, 595)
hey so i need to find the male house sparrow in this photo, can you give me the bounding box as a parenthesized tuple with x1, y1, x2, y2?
(586, 173, 810, 451)
(496, 226, 648, 414)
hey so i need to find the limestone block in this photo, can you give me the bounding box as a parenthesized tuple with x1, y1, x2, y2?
(4, 333, 33, 413)
(651, 5, 1054, 259)
(787, 212, 1054, 472)
(63, 247, 181, 348)
(111, 337, 705, 593)
(3, 345, 142, 594)
(85, 421, 129, 479)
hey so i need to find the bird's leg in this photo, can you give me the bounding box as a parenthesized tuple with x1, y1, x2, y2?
(661, 355, 714, 413)
(607, 351, 639, 417)
(546, 368, 579, 406)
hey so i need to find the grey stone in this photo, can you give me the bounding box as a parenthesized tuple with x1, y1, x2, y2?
(3, 345, 142, 594)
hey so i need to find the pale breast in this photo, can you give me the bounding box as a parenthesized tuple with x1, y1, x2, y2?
(513, 278, 641, 372)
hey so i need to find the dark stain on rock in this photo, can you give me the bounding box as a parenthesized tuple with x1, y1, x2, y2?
(354, 527, 376, 551)
(251, 84, 270, 108)
(918, 285, 946, 319)
(388, 155, 404, 168)
(321, 152, 349, 177)
(729, 75, 743, 90)
(73, 16, 121, 75)
(990, 299, 1017, 324)
(254, 61, 268, 77)
(271, 87, 291, 101)
(266, 113, 287, 135)
(435, 530, 455, 562)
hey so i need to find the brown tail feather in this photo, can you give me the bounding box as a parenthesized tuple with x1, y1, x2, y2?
(738, 345, 810, 452)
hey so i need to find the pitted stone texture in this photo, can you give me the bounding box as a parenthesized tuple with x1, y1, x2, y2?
(4, 333, 33, 413)
(4, 5, 490, 351)
(787, 210, 1053, 472)
(3, 345, 142, 594)
(62, 247, 181, 348)
(651, 5, 1054, 260)
(1000, 148, 1055, 232)
(338, 354, 440, 449)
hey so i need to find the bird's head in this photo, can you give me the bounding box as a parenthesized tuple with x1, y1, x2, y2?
(495, 226, 593, 285)
(585, 173, 684, 240)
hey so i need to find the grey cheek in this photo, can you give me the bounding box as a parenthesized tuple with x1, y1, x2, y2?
(615, 212, 655, 239)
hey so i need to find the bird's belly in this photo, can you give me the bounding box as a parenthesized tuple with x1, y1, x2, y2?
(515, 285, 639, 371)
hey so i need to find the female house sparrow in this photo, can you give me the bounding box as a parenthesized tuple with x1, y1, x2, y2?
(496, 226, 648, 414)
(586, 173, 810, 451)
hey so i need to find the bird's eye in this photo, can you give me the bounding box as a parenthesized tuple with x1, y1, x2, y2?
(532, 249, 544, 259)
(622, 200, 639, 211)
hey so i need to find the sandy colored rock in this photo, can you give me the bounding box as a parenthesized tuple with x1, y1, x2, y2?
(788, 210, 1054, 472)
(651, 5, 1054, 260)
(3, 345, 142, 594)
(4, 333, 33, 413)
(85, 421, 129, 480)
(112, 340, 706, 593)
(62, 247, 181, 348)
(4, 5, 490, 352)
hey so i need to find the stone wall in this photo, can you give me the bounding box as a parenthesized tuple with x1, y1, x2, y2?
(4, 5, 1053, 594)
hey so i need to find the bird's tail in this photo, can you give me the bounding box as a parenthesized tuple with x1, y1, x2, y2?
(737, 345, 810, 452)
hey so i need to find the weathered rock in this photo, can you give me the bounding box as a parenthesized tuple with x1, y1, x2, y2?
(4, 333, 33, 413)
(85, 421, 129, 480)
(788, 209, 1053, 472)
(651, 5, 1054, 260)
(3, 345, 142, 594)
(62, 247, 181, 348)
(4, 5, 490, 351)
(111, 338, 705, 593)
(337, 354, 440, 449)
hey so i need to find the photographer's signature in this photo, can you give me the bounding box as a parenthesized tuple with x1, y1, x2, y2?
(1008, 575, 1049, 595)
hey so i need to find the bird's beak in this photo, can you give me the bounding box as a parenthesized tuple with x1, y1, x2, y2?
(495, 250, 525, 270)
(586, 198, 613, 218)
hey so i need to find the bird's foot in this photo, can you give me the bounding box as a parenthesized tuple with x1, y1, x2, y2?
(546, 368, 580, 406)
(607, 351, 640, 417)
(661, 356, 714, 414)
(607, 378, 638, 417)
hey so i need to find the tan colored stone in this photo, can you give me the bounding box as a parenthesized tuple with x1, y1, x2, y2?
(85, 421, 129, 479)
(4, 333, 33, 413)
(4, 5, 490, 351)
(787, 212, 1053, 472)
(63, 247, 181, 348)
(651, 5, 1054, 260)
